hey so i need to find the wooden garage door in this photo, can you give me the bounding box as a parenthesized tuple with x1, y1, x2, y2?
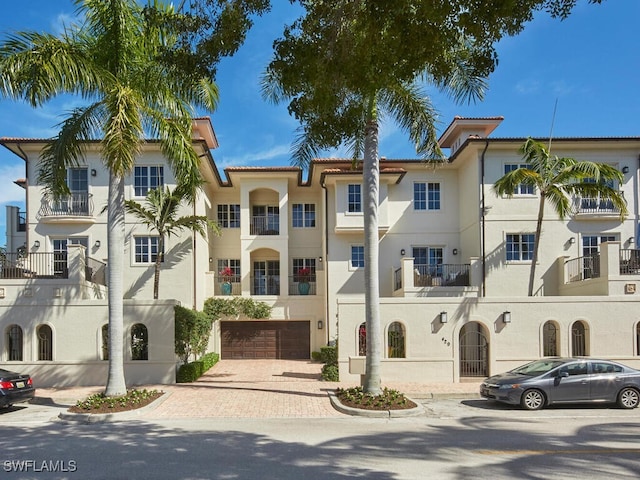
(221, 321, 310, 359)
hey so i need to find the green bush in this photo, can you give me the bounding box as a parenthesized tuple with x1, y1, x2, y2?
(175, 306, 213, 365)
(321, 364, 339, 382)
(319, 345, 337, 365)
(311, 351, 322, 361)
(201, 352, 220, 371)
(177, 361, 204, 383)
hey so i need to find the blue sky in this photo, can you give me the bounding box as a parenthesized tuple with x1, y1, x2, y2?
(1, 0, 639, 245)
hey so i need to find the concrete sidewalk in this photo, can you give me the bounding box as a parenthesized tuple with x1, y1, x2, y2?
(37, 360, 481, 419)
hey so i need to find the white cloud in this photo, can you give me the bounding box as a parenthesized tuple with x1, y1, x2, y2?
(0, 161, 27, 205)
(515, 79, 541, 95)
(216, 144, 292, 168)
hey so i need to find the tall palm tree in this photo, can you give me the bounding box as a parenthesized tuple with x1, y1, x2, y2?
(125, 186, 220, 299)
(262, 5, 488, 395)
(493, 137, 627, 296)
(0, 0, 218, 395)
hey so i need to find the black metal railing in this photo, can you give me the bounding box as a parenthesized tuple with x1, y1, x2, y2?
(39, 193, 93, 217)
(565, 254, 600, 283)
(413, 263, 470, 287)
(393, 267, 402, 291)
(249, 216, 279, 235)
(620, 249, 640, 275)
(85, 257, 107, 286)
(17, 211, 26, 232)
(0, 252, 68, 279)
(250, 275, 280, 295)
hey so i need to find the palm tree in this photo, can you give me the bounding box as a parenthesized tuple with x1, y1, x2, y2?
(0, 0, 218, 396)
(262, 5, 489, 395)
(125, 186, 220, 299)
(493, 137, 627, 296)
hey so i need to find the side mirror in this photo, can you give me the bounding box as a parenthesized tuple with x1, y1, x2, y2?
(559, 371, 569, 378)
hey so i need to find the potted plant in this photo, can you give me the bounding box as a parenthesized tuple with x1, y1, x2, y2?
(297, 267, 312, 295)
(219, 266, 234, 295)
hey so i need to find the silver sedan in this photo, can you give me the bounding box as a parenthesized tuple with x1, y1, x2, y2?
(480, 358, 640, 410)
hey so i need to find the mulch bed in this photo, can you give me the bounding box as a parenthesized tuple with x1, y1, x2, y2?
(67, 391, 164, 414)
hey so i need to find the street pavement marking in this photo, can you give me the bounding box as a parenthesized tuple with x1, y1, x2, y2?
(478, 448, 640, 456)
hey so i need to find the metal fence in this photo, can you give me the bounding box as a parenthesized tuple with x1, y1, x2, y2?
(0, 252, 68, 279)
(413, 263, 470, 286)
(620, 249, 640, 275)
(39, 193, 93, 217)
(565, 254, 600, 283)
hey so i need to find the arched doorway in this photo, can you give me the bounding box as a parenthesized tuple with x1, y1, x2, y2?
(571, 321, 589, 356)
(543, 321, 559, 357)
(459, 322, 489, 377)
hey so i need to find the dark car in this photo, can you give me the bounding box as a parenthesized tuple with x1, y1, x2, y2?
(0, 368, 35, 409)
(480, 358, 640, 410)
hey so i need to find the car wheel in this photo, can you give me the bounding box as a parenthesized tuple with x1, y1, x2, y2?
(617, 387, 640, 409)
(521, 389, 545, 410)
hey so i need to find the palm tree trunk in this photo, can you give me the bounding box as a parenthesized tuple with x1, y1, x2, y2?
(105, 171, 127, 396)
(154, 236, 163, 300)
(363, 118, 382, 395)
(528, 194, 546, 296)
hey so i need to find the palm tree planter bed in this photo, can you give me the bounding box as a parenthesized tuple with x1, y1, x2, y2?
(335, 386, 417, 411)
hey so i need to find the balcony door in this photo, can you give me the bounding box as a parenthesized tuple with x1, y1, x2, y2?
(52, 237, 88, 276)
(253, 260, 280, 295)
(251, 206, 279, 235)
(582, 235, 616, 279)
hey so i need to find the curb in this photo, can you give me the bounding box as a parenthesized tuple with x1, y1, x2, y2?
(57, 391, 171, 424)
(328, 392, 425, 418)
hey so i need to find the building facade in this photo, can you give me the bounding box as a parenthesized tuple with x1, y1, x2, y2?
(2, 116, 640, 387)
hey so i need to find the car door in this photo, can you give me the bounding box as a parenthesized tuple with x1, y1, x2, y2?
(549, 361, 590, 403)
(588, 361, 623, 402)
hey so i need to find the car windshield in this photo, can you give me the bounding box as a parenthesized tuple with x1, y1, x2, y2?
(511, 360, 566, 376)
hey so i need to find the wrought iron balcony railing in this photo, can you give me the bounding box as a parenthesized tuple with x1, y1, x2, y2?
(39, 193, 93, 217)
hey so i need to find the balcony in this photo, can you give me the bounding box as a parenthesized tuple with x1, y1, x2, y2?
(393, 259, 478, 297)
(251, 275, 280, 295)
(0, 252, 68, 279)
(413, 264, 471, 287)
(572, 196, 622, 220)
(215, 276, 241, 296)
(17, 211, 26, 232)
(565, 254, 601, 283)
(38, 193, 95, 224)
(289, 274, 317, 296)
(250, 215, 279, 235)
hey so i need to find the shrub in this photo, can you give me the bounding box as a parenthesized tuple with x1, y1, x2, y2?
(319, 345, 337, 365)
(321, 364, 339, 382)
(201, 352, 220, 371)
(311, 351, 322, 361)
(175, 306, 213, 365)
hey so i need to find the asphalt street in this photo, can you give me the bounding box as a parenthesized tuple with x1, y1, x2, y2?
(2, 399, 640, 479)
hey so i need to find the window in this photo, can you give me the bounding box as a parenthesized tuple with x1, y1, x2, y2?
(358, 323, 367, 356)
(351, 245, 365, 268)
(348, 184, 362, 213)
(37, 325, 53, 361)
(542, 321, 558, 357)
(134, 236, 163, 264)
(134, 165, 164, 197)
(387, 322, 405, 358)
(68, 168, 88, 193)
(101, 324, 109, 360)
(293, 258, 316, 282)
(131, 324, 149, 361)
(217, 259, 240, 282)
(504, 164, 534, 195)
(6, 325, 23, 361)
(580, 177, 617, 212)
(637, 324, 640, 356)
(412, 247, 444, 277)
(217, 204, 240, 228)
(414, 182, 441, 210)
(506, 234, 535, 261)
(292, 203, 316, 228)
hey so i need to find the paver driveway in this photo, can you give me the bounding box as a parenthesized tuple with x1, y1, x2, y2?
(147, 360, 345, 419)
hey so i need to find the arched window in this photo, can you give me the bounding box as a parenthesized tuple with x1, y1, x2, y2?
(358, 322, 366, 356)
(131, 324, 148, 361)
(6, 325, 23, 361)
(387, 322, 405, 358)
(571, 321, 589, 357)
(101, 324, 109, 361)
(37, 325, 53, 361)
(543, 321, 559, 357)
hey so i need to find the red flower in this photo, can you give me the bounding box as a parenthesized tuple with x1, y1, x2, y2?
(297, 267, 312, 282)
(219, 267, 234, 281)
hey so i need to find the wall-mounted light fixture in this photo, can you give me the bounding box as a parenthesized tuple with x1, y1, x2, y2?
(94, 240, 101, 248)
(503, 311, 511, 323)
(209, 257, 213, 263)
(569, 237, 576, 245)
(91, 169, 97, 177)
(440, 311, 448, 324)
(33, 240, 40, 248)
(400, 249, 406, 256)
(452, 248, 458, 256)
(622, 166, 630, 174)
(317, 320, 323, 330)
(629, 237, 635, 245)
(318, 257, 323, 263)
